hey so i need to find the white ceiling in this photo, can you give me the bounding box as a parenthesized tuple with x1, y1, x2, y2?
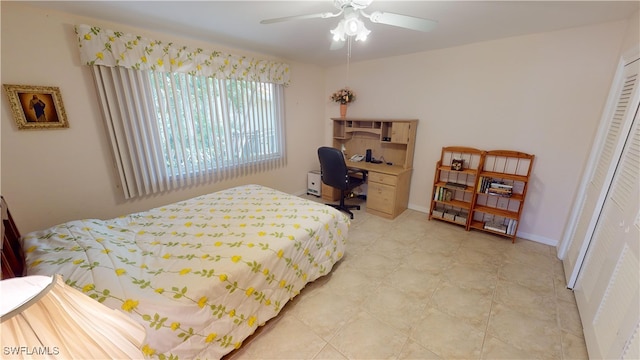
(23, 1, 639, 67)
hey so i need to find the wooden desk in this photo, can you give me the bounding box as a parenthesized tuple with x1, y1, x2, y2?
(346, 161, 406, 175)
(326, 118, 418, 219)
(323, 161, 413, 219)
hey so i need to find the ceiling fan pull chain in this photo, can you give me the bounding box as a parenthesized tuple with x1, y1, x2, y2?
(346, 36, 352, 86)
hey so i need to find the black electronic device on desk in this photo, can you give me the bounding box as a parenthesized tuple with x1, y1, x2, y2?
(363, 148, 384, 164)
(370, 152, 384, 164)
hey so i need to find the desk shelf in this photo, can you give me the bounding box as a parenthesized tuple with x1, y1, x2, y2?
(332, 118, 417, 170)
(346, 120, 383, 129)
(346, 128, 382, 135)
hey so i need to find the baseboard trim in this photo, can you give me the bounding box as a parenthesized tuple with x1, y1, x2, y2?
(408, 204, 559, 248)
(515, 232, 558, 247)
(409, 204, 430, 213)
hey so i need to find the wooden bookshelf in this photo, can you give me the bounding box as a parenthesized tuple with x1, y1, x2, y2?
(429, 147, 484, 229)
(429, 147, 534, 243)
(469, 150, 534, 242)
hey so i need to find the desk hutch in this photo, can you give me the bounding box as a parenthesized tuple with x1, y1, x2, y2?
(326, 118, 418, 219)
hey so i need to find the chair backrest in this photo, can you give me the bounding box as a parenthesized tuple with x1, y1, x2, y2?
(317, 147, 349, 190)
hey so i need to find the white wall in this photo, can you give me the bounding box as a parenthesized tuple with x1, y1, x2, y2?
(1, 2, 326, 233)
(620, 11, 640, 54)
(324, 19, 630, 245)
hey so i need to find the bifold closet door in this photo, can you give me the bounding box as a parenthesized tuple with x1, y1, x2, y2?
(560, 53, 639, 359)
(573, 109, 639, 359)
(562, 56, 639, 287)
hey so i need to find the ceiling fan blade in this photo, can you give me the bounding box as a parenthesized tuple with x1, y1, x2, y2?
(367, 11, 437, 32)
(260, 11, 340, 25)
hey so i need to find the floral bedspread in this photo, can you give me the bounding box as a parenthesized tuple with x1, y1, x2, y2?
(22, 185, 349, 359)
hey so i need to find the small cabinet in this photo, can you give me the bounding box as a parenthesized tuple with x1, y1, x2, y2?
(381, 122, 411, 144)
(367, 169, 412, 219)
(367, 179, 396, 215)
(429, 147, 484, 228)
(390, 123, 410, 143)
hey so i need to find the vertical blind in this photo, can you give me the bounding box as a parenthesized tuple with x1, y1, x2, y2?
(93, 66, 286, 199)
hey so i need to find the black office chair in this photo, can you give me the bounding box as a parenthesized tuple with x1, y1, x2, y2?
(317, 146, 366, 219)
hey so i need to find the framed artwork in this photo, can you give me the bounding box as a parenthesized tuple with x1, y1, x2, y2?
(3, 84, 68, 130)
(451, 158, 464, 171)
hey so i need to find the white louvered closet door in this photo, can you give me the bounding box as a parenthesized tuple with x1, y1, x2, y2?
(573, 101, 639, 359)
(562, 56, 639, 287)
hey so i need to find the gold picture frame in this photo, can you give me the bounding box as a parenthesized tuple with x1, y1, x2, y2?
(3, 84, 69, 130)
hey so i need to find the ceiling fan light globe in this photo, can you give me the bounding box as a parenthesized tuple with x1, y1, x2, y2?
(344, 18, 360, 36)
(355, 26, 370, 41)
(330, 21, 346, 42)
(353, 18, 370, 41)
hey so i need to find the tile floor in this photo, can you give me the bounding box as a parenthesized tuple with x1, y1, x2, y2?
(226, 197, 589, 359)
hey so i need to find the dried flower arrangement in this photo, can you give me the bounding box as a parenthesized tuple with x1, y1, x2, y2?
(330, 87, 356, 104)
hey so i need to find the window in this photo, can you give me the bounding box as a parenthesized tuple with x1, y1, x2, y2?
(149, 71, 285, 178)
(93, 66, 286, 198)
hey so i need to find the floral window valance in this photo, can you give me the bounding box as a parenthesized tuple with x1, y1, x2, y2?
(75, 24, 290, 85)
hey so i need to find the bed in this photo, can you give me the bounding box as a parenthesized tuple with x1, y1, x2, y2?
(4, 184, 349, 359)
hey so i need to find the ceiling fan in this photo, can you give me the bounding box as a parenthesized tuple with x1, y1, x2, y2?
(260, 0, 437, 42)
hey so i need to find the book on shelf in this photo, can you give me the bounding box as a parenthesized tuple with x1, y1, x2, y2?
(434, 186, 454, 201)
(445, 182, 467, 189)
(483, 219, 518, 235)
(490, 182, 513, 190)
(477, 177, 513, 197)
(506, 219, 518, 235)
(487, 187, 512, 196)
(484, 221, 507, 233)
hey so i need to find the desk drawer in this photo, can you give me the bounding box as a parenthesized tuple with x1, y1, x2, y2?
(321, 183, 340, 201)
(367, 182, 396, 215)
(368, 171, 397, 186)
